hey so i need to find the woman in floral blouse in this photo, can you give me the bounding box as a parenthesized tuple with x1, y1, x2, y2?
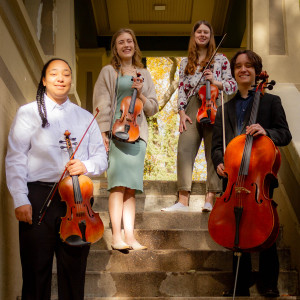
(162, 20, 237, 212)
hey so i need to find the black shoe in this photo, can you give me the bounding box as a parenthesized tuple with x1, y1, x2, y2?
(223, 289, 250, 297)
(262, 288, 280, 298)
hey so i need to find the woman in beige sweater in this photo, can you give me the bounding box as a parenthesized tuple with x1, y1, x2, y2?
(93, 28, 158, 250)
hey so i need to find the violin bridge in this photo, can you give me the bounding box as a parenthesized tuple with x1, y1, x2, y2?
(235, 187, 251, 194)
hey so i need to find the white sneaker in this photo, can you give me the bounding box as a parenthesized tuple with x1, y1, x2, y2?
(161, 202, 189, 212)
(202, 202, 213, 212)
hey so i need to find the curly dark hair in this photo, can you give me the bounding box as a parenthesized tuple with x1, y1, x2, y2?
(36, 58, 72, 127)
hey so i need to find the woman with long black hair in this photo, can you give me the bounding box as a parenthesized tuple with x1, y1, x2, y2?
(6, 58, 107, 300)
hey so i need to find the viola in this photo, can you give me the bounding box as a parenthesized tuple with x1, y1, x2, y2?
(112, 73, 143, 142)
(58, 130, 104, 246)
(208, 72, 278, 252)
(196, 70, 219, 124)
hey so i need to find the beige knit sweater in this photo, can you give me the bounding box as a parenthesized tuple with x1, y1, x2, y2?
(93, 65, 158, 143)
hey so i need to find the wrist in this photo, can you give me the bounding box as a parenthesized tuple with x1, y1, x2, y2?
(178, 109, 185, 116)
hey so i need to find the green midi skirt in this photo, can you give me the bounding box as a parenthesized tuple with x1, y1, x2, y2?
(107, 138, 146, 193)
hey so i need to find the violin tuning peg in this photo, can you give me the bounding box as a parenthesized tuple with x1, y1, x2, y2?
(59, 140, 65, 143)
(267, 85, 273, 90)
(270, 80, 276, 86)
(60, 146, 66, 149)
(71, 138, 76, 141)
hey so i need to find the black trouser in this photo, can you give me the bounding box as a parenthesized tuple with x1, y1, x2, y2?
(19, 182, 90, 300)
(233, 242, 279, 293)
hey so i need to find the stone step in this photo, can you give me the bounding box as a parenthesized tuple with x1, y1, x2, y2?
(92, 179, 206, 212)
(51, 270, 298, 297)
(92, 228, 285, 251)
(48, 297, 299, 300)
(93, 229, 225, 251)
(93, 195, 206, 212)
(98, 211, 210, 230)
(92, 179, 206, 197)
(85, 249, 292, 272)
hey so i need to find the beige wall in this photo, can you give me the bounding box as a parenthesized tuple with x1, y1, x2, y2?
(76, 48, 110, 112)
(251, 0, 300, 273)
(0, 0, 77, 299)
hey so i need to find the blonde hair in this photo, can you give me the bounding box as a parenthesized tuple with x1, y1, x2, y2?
(185, 20, 216, 75)
(110, 28, 144, 70)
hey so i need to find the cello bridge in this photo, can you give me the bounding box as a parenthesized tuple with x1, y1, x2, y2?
(235, 187, 251, 194)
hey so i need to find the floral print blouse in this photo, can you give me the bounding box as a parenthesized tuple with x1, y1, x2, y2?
(178, 53, 237, 111)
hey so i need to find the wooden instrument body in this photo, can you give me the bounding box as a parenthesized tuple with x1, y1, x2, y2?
(112, 95, 143, 142)
(59, 175, 104, 245)
(196, 82, 218, 124)
(208, 134, 281, 252)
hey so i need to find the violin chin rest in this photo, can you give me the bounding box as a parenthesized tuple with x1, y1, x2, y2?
(114, 131, 129, 141)
(199, 117, 211, 124)
(65, 235, 91, 247)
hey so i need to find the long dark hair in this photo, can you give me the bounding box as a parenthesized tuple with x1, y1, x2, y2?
(36, 58, 72, 127)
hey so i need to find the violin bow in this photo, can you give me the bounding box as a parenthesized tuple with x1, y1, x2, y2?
(221, 91, 226, 155)
(38, 107, 100, 225)
(191, 33, 227, 95)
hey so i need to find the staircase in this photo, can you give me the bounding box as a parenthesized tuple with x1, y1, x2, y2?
(51, 178, 299, 299)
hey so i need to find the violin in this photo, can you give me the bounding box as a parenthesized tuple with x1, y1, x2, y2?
(192, 34, 227, 124)
(58, 130, 104, 246)
(208, 72, 278, 252)
(196, 63, 218, 124)
(112, 73, 143, 142)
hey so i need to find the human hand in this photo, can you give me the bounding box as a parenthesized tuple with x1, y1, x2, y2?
(132, 75, 144, 98)
(179, 110, 192, 133)
(203, 69, 214, 84)
(65, 159, 87, 175)
(217, 163, 227, 177)
(15, 204, 32, 224)
(246, 124, 266, 137)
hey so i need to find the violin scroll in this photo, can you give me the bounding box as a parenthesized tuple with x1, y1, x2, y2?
(58, 131, 104, 246)
(254, 71, 276, 94)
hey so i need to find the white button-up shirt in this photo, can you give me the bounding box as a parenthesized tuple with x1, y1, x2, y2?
(6, 94, 108, 208)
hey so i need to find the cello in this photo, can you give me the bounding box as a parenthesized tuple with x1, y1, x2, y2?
(112, 73, 143, 142)
(208, 72, 279, 252)
(58, 130, 104, 246)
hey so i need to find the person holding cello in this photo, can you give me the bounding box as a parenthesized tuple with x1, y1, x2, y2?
(5, 58, 108, 300)
(93, 28, 158, 251)
(161, 20, 237, 212)
(211, 50, 292, 297)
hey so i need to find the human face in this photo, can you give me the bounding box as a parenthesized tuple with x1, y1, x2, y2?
(234, 54, 256, 88)
(42, 60, 72, 104)
(194, 24, 211, 48)
(116, 32, 135, 62)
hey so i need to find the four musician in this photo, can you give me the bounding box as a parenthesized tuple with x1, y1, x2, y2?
(5, 25, 292, 299)
(161, 21, 237, 212)
(5, 58, 108, 300)
(93, 28, 158, 251)
(211, 50, 292, 297)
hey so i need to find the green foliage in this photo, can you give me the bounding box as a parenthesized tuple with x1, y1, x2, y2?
(145, 57, 207, 181)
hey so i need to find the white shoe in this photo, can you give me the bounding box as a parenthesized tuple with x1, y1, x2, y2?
(161, 202, 189, 212)
(202, 202, 213, 212)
